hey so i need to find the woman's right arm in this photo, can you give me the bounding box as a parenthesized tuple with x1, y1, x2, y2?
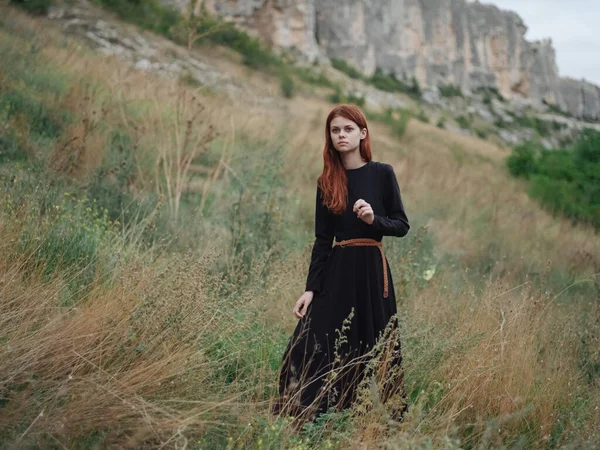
(305, 186, 335, 295)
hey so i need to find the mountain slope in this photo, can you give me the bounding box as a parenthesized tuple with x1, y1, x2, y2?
(1, 4, 599, 449)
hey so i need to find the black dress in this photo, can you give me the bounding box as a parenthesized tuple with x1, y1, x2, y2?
(273, 160, 410, 421)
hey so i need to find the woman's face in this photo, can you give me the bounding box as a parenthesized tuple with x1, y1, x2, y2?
(330, 116, 367, 153)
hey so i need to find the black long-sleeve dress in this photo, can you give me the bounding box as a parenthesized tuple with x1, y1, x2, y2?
(273, 160, 410, 421)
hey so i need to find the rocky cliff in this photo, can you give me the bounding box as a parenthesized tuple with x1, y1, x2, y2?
(162, 0, 600, 120)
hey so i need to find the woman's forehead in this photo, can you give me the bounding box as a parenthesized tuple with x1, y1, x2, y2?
(330, 116, 358, 127)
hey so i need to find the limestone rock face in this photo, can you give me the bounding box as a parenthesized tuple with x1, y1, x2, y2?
(160, 0, 600, 120)
(559, 78, 600, 121)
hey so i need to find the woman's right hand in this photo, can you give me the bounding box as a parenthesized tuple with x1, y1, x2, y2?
(292, 291, 314, 319)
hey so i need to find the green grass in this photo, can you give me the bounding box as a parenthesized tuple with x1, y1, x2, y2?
(366, 107, 412, 139)
(3, 6, 600, 449)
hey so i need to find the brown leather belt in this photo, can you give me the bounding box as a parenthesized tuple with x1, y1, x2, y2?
(334, 238, 389, 298)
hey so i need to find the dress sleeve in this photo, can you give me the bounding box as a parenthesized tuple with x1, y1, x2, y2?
(305, 186, 335, 294)
(371, 163, 410, 237)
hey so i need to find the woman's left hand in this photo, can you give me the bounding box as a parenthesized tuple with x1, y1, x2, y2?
(353, 199, 374, 225)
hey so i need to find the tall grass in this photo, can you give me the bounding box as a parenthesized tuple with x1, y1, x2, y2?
(1, 6, 599, 449)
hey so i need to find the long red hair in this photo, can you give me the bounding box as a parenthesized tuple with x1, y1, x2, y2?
(318, 104, 372, 214)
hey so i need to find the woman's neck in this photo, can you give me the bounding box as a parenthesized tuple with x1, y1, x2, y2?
(340, 150, 366, 170)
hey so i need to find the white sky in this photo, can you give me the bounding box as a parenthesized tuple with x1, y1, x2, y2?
(480, 0, 600, 85)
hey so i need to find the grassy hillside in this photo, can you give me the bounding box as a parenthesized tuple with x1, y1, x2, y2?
(1, 6, 599, 449)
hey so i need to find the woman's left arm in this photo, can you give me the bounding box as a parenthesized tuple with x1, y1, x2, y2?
(371, 163, 410, 237)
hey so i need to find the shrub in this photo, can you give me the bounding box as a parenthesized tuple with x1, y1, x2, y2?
(279, 70, 295, 98)
(475, 129, 488, 139)
(368, 69, 422, 100)
(294, 66, 333, 88)
(474, 86, 504, 103)
(369, 68, 404, 93)
(346, 93, 365, 107)
(493, 118, 509, 129)
(10, 0, 53, 15)
(407, 76, 422, 98)
(327, 86, 364, 107)
(544, 100, 572, 117)
(328, 85, 344, 104)
(506, 130, 600, 229)
(93, 0, 180, 36)
(416, 110, 429, 123)
(511, 113, 560, 137)
(439, 84, 463, 98)
(391, 109, 411, 138)
(367, 108, 411, 139)
(456, 115, 471, 129)
(331, 58, 363, 80)
(436, 117, 446, 129)
(575, 127, 600, 163)
(507, 141, 539, 178)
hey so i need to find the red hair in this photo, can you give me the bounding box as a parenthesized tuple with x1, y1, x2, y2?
(318, 104, 372, 214)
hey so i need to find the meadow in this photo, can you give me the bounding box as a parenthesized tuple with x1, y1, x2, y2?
(0, 6, 599, 449)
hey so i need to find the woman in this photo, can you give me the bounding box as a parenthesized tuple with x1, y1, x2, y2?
(273, 104, 410, 424)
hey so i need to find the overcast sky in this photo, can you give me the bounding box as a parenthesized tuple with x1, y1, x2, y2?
(480, 0, 600, 85)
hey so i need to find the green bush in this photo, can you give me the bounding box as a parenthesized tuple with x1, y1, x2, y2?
(369, 70, 422, 100)
(10, 0, 53, 15)
(367, 108, 411, 139)
(279, 70, 295, 98)
(506, 141, 539, 178)
(294, 66, 333, 87)
(436, 117, 446, 129)
(439, 84, 463, 98)
(346, 93, 365, 107)
(331, 58, 363, 80)
(456, 115, 471, 129)
(545, 101, 572, 117)
(416, 110, 429, 124)
(475, 129, 488, 139)
(391, 109, 411, 138)
(511, 113, 562, 137)
(474, 86, 504, 103)
(92, 0, 179, 36)
(506, 130, 600, 229)
(327, 86, 365, 107)
(406, 76, 422, 99)
(328, 85, 344, 104)
(369, 68, 405, 93)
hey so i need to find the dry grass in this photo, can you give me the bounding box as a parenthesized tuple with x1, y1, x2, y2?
(1, 5, 599, 449)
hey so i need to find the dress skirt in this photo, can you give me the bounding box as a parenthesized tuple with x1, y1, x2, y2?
(272, 244, 407, 421)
